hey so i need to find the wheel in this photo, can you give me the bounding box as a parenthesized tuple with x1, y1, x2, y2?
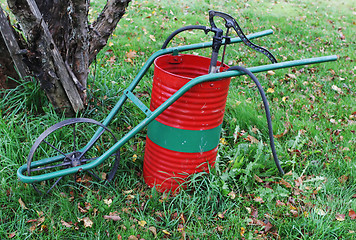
(26, 118, 120, 195)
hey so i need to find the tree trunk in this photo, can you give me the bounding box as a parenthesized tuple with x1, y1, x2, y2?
(1, 0, 131, 115)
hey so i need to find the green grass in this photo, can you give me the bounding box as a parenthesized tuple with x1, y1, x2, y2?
(1, 0, 355, 239)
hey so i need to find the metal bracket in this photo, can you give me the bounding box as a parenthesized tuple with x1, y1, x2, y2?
(124, 89, 152, 117)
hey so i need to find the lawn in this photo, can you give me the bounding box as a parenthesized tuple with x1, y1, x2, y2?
(0, 0, 355, 239)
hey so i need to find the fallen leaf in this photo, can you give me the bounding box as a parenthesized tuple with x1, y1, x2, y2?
(61, 220, 72, 228)
(148, 226, 157, 237)
(8, 232, 16, 238)
(107, 55, 116, 65)
(264, 221, 273, 233)
(18, 198, 28, 209)
(29, 217, 45, 232)
(254, 174, 263, 183)
(267, 70, 275, 75)
(103, 198, 112, 207)
(104, 214, 122, 221)
(240, 227, 245, 236)
(274, 122, 292, 139)
(219, 138, 227, 145)
(290, 209, 299, 217)
(332, 85, 343, 94)
(126, 50, 137, 59)
(127, 194, 135, 200)
(245, 207, 251, 214)
(78, 203, 88, 213)
(78, 217, 93, 228)
(138, 220, 147, 227)
(254, 196, 264, 203)
(276, 200, 286, 206)
(228, 191, 236, 199)
(286, 73, 297, 79)
(335, 213, 345, 221)
(128, 235, 138, 240)
(279, 179, 292, 188)
(218, 212, 225, 219)
(123, 190, 133, 194)
(246, 135, 259, 144)
(338, 175, 348, 184)
(349, 209, 356, 220)
(295, 177, 303, 187)
(315, 208, 326, 216)
(149, 35, 156, 42)
(267, 88, 275, 93)
(162, 229, 171, 235)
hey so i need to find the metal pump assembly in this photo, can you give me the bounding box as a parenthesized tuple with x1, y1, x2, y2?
(16, 10, 337, 194)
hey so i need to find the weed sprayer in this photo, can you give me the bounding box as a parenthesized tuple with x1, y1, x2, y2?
(17, 10, 337, 194)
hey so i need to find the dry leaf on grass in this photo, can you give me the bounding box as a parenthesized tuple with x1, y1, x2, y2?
(335, 213, 345, 221)
(104, 214, 122, 221)
(78, 217, 93, 228)
(61, 220, 72, 228)
(149, 226, 157, 237)
(18, 198, 28, 209)
(349, 209, 356, 220)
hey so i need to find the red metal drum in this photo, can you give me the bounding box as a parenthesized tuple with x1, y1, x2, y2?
(143, 54, 231, 192)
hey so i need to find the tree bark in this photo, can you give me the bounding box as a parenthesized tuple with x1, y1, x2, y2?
(2, 0, 131, 114)
(0, 23, 18, 89)
(89, 0, 131, 64)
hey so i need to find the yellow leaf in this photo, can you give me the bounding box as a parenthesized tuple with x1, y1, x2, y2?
(219, 138, 227, 145)
(162, 230, 171, 235)
(138, 220, 147, 227)
(132, 154, 137, 162)
(267, 88, 275, 93)
(240, 227, 245, 236)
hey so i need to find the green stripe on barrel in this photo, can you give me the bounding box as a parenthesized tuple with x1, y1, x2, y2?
(147, 120, 222, 153)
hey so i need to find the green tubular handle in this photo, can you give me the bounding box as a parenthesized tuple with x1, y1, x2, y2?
(17, 54, 337, 183)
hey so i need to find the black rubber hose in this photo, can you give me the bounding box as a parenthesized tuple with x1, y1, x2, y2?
(161, 25, 210, 49)
(227, 66, 285, 175)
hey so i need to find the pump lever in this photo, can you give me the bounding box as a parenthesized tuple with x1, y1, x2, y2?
(209, 10, 278, 64)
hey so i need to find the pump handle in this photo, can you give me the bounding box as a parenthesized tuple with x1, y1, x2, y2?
(209, 10, 278, 64)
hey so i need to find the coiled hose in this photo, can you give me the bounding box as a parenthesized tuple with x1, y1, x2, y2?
(227, 66, 284, 175)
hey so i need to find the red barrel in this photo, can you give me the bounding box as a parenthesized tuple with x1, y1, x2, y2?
(143, 54, 231, 192)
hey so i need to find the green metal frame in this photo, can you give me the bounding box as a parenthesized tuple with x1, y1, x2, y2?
(17, 29, 337, 183)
